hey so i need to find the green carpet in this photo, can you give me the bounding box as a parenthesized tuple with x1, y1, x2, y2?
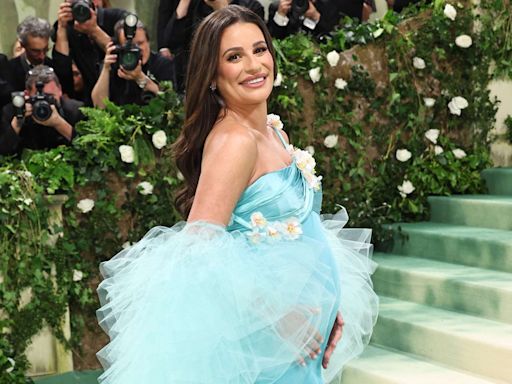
(33, 370, 101, 384)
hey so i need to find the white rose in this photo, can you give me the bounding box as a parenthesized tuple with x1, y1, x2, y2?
(119, 145, 135, 163)
(176, 171, 185, 181)
(334, 78, 348, 90)
(23, 198, 33, 206)
(452, 148, 467, 159)
(452, 96, 469, 109)
(273, 73, 283, 87)
(444, 4, 457, 21)
(77, 198, 95, 213)
(434, 145, 444, 155)
(6, 357, 15, 373)
(373, 28, 384, 38)
(455, 34, 472, 48)
(73, 270, 84, 282)
(152, 130, 167, 149)
(305, 145, 315, 156)
(309, 67, 322, 83)
(137, 181, 154, 195)
(413, 57, 426, 69)
(396, 149, 412, 162)
(448, 100, 461, 115)
(425, 129, 440, 144)
(397, 180, 415, 198)
(326, 50, 340, 67)
(423, 97, 436, 107)
(22, 171, 33, 178)
(323, 134, 338, 148)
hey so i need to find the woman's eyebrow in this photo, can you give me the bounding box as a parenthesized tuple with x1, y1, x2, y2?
(222, 41, 267, 57)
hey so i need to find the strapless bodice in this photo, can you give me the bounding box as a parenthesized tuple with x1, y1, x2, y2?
(227, 161, 322, 232)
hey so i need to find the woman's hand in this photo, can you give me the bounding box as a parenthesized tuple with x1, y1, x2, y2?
(322, 311, 344, 369)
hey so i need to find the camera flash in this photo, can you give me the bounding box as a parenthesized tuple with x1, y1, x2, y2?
(125, 14, 138, 28)
(12, 95, 25, 108)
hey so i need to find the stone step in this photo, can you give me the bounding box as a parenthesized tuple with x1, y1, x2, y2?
(482, 168, 512, 195)
(339, 345, 505, 384)
(428, 195, 512, 230)
(372, 297, 512, 383)
(389, 222, 512, 273)
(372, 253, 512, 324)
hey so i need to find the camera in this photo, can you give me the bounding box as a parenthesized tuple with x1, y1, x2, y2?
(290, 0, 309, 19)
(28, 81, 56, 121)
(70, 0, 94, 23)
(113, 14, 141, 71)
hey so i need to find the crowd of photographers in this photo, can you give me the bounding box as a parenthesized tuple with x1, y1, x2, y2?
(0, 0, 423, 157)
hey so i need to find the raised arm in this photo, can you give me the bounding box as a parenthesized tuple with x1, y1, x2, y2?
(187, 125, 257, 226)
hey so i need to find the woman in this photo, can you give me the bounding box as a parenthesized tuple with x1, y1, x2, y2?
(97, 5, 378, 383)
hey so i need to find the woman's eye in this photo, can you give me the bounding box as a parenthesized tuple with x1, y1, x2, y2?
(255, 46, 267, 54)
(228, 53, 241, 62)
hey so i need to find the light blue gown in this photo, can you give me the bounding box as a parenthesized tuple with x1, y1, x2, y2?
(96, 127, 378, 384)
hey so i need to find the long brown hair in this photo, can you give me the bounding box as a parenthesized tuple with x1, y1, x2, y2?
(173, 5, 277, 218)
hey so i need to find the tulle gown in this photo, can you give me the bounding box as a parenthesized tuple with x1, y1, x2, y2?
(96, 121, 379, 384)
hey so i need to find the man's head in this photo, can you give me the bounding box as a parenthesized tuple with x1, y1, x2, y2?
(17, 16, 51, 66)
(114, 19, 151, 65)
(25, 65, 63, 102)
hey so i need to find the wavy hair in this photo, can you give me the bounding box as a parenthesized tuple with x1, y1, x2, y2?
(173, 5, 276, 218)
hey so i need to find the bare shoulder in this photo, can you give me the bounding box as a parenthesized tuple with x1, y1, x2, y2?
(203, 120, 258, 166)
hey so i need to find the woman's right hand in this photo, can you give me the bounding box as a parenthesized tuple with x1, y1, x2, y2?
(103, 42, 117, 71)
(277, 0, 292, 16)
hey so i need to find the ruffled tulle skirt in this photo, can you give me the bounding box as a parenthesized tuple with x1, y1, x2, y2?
(96, 208, 378, 384)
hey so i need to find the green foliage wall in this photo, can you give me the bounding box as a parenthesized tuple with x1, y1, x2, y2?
(1, 1, 511, 382)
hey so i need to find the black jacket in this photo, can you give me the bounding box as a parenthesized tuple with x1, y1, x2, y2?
(52, 7, 128, 105)
(0, 54, 14, 112)
(0, 97, 83, 156)
(267, 0, 364, 40)
(109, 52, 177, 106)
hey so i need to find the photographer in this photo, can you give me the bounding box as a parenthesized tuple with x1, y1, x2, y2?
(0, 66, 84, 156)
(52, 0, 127, 104)
(92, 16, 176, 108)
(267, 0, 367, 40)
(158, 0, 264, 91)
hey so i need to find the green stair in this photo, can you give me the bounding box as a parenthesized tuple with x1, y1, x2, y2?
(342, 168, 512, 384)
(32, 371, 101, 384)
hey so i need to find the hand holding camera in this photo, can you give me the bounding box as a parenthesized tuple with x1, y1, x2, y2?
(277, 0, 293, 16)
(57, 2, 73, 29)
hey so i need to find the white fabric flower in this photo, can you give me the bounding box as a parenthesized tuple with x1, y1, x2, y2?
(444, 4, 457, 21)
(305, 145, 315, 156)
(266, 114, 284, 130)
(273, 73, 283, 87)
(324, 134, 338, 148)
(247, 229, 264, 244)
(303, 172, 323, 191)
(284, 218, 303, 240)
(73, 270, 84, 282)
(448, 96, 469, 115)
(396, 149, 412, 162)
(250, 212, 267, 228)
(309, 67, 322, 83)
(334, 78, 348, 90)
(455, 34, 472, 48)
(434, 145, 444, 155)
(77, 198, 95, 213)
(398, 180, 415, 198)
(452, 148, 467, 159)
(137, 181, 154, 195)
(6, 357, 15, 373)
(266, 225, 282, 240)
(152, 130, 167, 149)
(119, 145, 135, 163)
(294, 149, 316, 173)
(326, 50, 340, 67)
(425, 129, 440, 144)
(423, 97, 436, 107)
(413, 57, 426, 69)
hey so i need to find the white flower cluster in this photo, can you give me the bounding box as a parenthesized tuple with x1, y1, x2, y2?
(266, 114, 284, 130)
(288, 146, 323, 191)
(247, 212, 303, 244)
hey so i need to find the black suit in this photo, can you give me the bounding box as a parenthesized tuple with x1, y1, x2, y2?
(0, 97, 83, 156)
(0, 54, 14, 112)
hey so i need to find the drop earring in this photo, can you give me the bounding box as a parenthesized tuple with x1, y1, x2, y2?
(209, 83, 217, 92)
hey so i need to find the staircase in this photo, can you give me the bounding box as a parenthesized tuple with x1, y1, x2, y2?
(340, 168, 512, 384)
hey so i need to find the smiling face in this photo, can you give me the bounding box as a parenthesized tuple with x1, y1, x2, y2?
(215, 22, 274, 109)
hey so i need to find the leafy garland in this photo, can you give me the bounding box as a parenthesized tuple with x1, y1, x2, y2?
(1, 1, 511, 381)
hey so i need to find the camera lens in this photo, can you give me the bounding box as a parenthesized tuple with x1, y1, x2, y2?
(33, 101, 52, 121)
(72, 2, 91, 23)
(121, 51, 139, 71)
